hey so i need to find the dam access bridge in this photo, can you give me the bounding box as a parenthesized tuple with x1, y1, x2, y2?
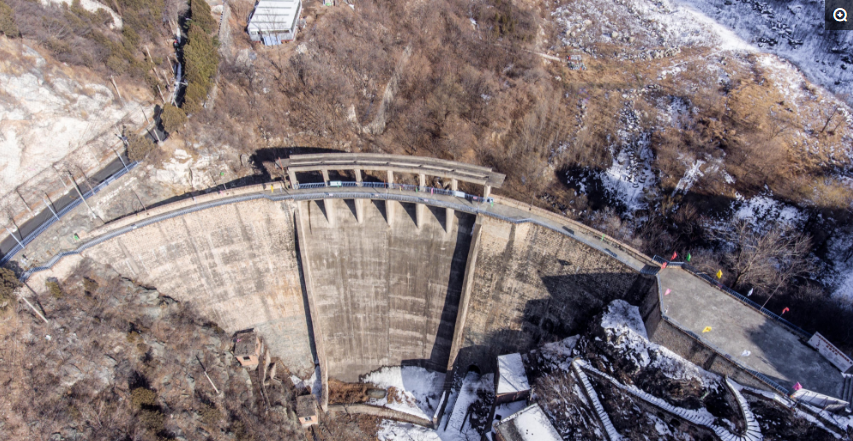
(16, 153, 850, 411)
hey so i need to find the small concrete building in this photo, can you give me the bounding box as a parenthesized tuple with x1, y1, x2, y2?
(494, 403, 561, 441)
(247, 0, 302, 45)
(495, 353, 530, 405)
(296, 395, 319, 427)
(233, 331, 261, 369)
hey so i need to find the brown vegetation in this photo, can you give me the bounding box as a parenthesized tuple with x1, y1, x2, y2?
(0, 267, 20, 307)
(0, 260, 313, 440)
(327, 378, 378, 405)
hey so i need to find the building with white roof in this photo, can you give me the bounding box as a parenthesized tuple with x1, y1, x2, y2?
(496, 353, 531, 404)
(493, 403, 562, 441)
(247, 0, 302, 45)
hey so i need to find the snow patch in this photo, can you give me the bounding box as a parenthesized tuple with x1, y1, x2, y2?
(600, 299, 648, 339)
(363, 366, 445, 420)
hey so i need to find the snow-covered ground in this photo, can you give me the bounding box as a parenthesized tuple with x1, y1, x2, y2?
(733, 192, 806, 228)
(377, 420, 442, 441)
(674, 0, 853, 103)
(378, 371, 496, 441)
(363, 366, 446, 420)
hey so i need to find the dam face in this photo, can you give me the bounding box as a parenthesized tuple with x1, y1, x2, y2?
(452, 216, 657, 372)
(83, 199, 316, 377)
(76, 195, 652, 384)
(298, 199, 475, 382)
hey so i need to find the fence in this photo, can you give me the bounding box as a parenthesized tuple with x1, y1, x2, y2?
(0, 162, 139, 266)
(652, 256, 811, 340)
(294, 181, 494, 203)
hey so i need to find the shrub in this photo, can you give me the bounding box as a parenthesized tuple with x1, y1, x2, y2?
(189, 0, 215, 34)
(45, 280, 63, 299)
(138, 408, 165, 432)
(161, 103, 187, 134)
(0, 268, 20, 306)
(200, 403, 221, 427)
(0, 0, 18, 37)
(182, 23, 219, 113)
(131, 387, 157, 408)
(127, 135, 156, 161)
(83, 277, 99, 293)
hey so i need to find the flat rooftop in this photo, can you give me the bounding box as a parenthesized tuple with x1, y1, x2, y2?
(659, 268, 843, 397)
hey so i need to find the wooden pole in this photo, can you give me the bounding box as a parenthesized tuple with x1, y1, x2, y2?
(20, 283, 49, 324)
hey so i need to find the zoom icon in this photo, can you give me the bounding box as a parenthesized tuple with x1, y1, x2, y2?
(827, 1, 853, 29)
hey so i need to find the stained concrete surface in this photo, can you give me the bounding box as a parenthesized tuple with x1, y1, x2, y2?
(659, 268, 843, 397)
(456, 216, 655, 371)
(83, 198, 315, 377)
(298, 199, 474, 382)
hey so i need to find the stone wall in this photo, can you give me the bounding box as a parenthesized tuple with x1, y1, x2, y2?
(455, 216, 655, 373)
(297, 199, 475, 382)
(82, 198, 315, 377)
(649, 319, 771, 391)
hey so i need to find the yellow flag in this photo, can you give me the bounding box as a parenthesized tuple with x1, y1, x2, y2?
(716, 269, 723, 279)
(702, 326, 712, 333)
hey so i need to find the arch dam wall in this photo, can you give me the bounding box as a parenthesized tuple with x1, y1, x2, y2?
(23, 189, 656, 386)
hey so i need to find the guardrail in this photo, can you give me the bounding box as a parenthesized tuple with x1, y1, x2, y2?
(17, 186, 636, 282)
(1, 162, 139, 266)
(294, 181, 494, 204)
(653, 256, 811, 340)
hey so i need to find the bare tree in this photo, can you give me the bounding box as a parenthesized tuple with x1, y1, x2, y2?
(714, 220, 813, 300)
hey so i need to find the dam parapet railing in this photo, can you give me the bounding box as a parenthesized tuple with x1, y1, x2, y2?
(652, 256, 811, 340)
(17, 179, 656, 281)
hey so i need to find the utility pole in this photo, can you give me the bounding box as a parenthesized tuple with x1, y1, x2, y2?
(42, 196, 60, 221)
(69, 173, 98, 219)
(20, 282, 49, 324)
(113, 148, 129, 171)
(132, 190, 148, 214)
(4, 225, 24, 248)
(16, 188, 33, 215)
(110, 75, 125, 106)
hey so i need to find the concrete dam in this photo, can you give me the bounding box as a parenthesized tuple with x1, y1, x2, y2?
(23, 153, 847, 408)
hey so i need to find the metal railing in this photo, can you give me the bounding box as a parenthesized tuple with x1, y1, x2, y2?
(294, 181, 494, 204)
(653, 255, 811, 339)
(1, 162, 139, 266)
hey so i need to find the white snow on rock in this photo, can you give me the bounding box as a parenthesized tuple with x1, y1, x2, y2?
(672, 159, 705, 197)
(495, 403, 562, 441)
(600, 134, 655, 215)
(363, 366, 445, 420)
(437, 372, 493, 441)
(497, 353, 530, 395)
(600, 299, 648, 339)
(537, 335, 580, 372)
(600, 301, 719, 387)
(377, 420, 441, 441)
(734, 193, 805, 228)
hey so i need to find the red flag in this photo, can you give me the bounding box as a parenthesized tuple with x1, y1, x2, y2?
(671, 252, 678, 260)
(782, 307, 790, 315)
(793, 382, 802, 391)
(661, 262, 668, 269)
